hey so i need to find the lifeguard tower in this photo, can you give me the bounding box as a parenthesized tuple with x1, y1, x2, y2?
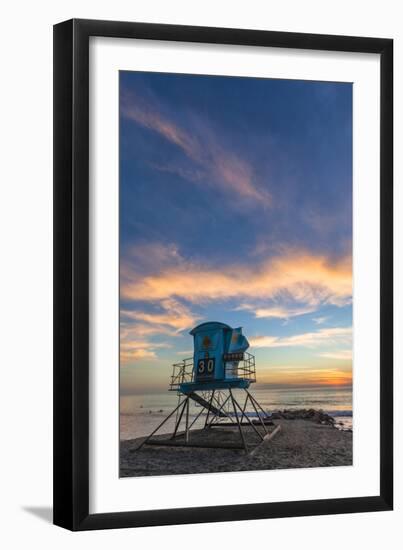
(136, 322, 277, 453)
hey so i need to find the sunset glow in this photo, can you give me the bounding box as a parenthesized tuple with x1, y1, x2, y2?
(119, 72, 352, 391)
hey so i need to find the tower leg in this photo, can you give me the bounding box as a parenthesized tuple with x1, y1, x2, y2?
(187, 403, 205, 430)
(185, 397, 190, 443)
(207, 393, 232, 426)
(247, 390, 270, 433)
(133, 398, 187, 451)
(171, 397, 188, 439)
(204, 390, 215, 428)
(229, 389, 247, 453)
(231, 391, 265, 440)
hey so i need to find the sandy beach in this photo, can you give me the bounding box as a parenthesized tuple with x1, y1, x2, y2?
(120, 414, 353, 478)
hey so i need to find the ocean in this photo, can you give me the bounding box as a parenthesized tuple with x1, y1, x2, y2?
(120, 386, 352, 440)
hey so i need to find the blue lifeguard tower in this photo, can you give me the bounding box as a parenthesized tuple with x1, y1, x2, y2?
(136, 322, 275, 453)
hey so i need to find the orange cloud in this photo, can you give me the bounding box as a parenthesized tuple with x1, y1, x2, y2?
(122, 298, 199, 332)
(120, 296, 198, 365)
(121, 92, 271, 206)
(121, 247, 352, 309)
(120, 339, 171, 365)
(318, 350, 352, 361)
(258, 367, 352, 387)
(257, 362, 352, 386)
(120, 347, 157, 363)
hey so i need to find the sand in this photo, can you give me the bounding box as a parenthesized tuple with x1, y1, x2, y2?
(120, 418, 352, 477)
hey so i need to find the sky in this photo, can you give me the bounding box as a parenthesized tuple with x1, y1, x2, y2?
(119, 71, 352, 395)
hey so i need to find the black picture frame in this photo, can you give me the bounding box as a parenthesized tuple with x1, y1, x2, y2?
(53, 18, 393, 531)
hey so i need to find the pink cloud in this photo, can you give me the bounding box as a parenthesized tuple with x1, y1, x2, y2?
(121, 92, 272, 206)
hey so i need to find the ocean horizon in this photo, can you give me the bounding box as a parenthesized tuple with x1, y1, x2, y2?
(120, 385, 352, 440)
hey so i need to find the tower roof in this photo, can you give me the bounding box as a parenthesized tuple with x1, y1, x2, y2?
(189, 321, 232, 335)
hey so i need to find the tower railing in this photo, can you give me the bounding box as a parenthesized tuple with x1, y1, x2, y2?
(169, 357, 194, 391)
(169, 352, 256, 391)
(227, 351, 256, 383)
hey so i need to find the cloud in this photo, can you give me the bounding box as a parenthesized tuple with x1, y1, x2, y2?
(121, 91, 200, 159)
(120, 294, 199, 365)
(238, 304, 317, 319)
(258, 366, 352, 387)
(122, 242, 183, 275)
(250, 326, 352, 349)
(120, 348, 157, 362)
(303, 206, 352, 239)
(120, 339, 171, 364)
(122, 299, 198, 333)
(313, 316, 329, 324)
(318, 350, 352, 361)
(121, 292, 200, 339)
(121, 91, 272, 206)
(120, 320, 175, 338)
(121, 246, 352, 309)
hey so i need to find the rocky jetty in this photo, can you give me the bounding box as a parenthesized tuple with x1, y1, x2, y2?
(270, 408, 337, 427)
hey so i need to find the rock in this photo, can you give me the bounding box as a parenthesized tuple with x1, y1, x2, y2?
(267, 408, 337, 426)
